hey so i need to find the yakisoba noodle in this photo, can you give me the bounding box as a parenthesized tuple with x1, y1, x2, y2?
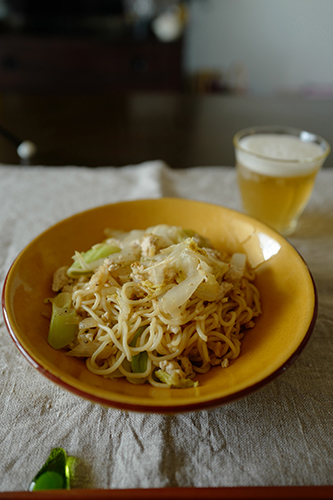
(48, 225, 262, 388)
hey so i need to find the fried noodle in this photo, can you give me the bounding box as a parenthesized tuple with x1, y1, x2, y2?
(50, 225, 262, 388)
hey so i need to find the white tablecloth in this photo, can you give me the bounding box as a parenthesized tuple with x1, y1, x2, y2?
(0, 161, 332, 491)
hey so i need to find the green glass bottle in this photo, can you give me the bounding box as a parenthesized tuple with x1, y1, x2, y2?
(29, 448, 72, 491)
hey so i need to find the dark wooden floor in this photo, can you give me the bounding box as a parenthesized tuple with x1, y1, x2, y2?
(0, 93, 332, 168)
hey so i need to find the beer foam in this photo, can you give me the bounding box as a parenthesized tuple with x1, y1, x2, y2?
(237, 134, 324, 176)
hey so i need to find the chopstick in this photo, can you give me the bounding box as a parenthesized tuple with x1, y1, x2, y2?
(0, 486, 332, 499)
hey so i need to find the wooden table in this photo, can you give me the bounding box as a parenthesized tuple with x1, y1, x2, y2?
(0, 93, 332, 168)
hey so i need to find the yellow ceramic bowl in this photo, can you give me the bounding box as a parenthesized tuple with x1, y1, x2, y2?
(2, 198, 317, 413)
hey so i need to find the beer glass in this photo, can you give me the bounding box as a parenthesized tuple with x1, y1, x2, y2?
(234, 126, 330, 235)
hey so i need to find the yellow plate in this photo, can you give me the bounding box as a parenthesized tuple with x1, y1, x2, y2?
(2, 198, 317, 413)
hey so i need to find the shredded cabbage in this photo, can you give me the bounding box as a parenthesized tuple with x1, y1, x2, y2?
(155, 369, 199, 388)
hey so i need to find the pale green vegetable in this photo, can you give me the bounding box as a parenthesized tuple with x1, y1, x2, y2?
(66, 341, 112, 359)
(195, 271, 220, 301)
(159, 270, 205, 318)
(130, 326, 148, 373)
(47, 293, 78, 349)
(229, 253, 246, 276)
(181, 229, 212, 248)
(131, 351, 148, 373)
(67, 243, 120, 278)
(155, 369, 198, 388)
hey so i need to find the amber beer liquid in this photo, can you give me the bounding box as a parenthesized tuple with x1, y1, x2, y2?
(234, 131, 330, 235)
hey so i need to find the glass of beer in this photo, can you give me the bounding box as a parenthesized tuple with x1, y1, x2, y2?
(234, 126, 330, 235)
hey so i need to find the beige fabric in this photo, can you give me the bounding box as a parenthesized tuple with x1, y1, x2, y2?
(0, 161, 332, 491)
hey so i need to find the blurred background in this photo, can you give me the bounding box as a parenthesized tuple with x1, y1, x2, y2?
(0, 0, 332, 166)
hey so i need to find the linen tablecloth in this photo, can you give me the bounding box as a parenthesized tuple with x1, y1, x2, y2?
(0, 160, 332, 491)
